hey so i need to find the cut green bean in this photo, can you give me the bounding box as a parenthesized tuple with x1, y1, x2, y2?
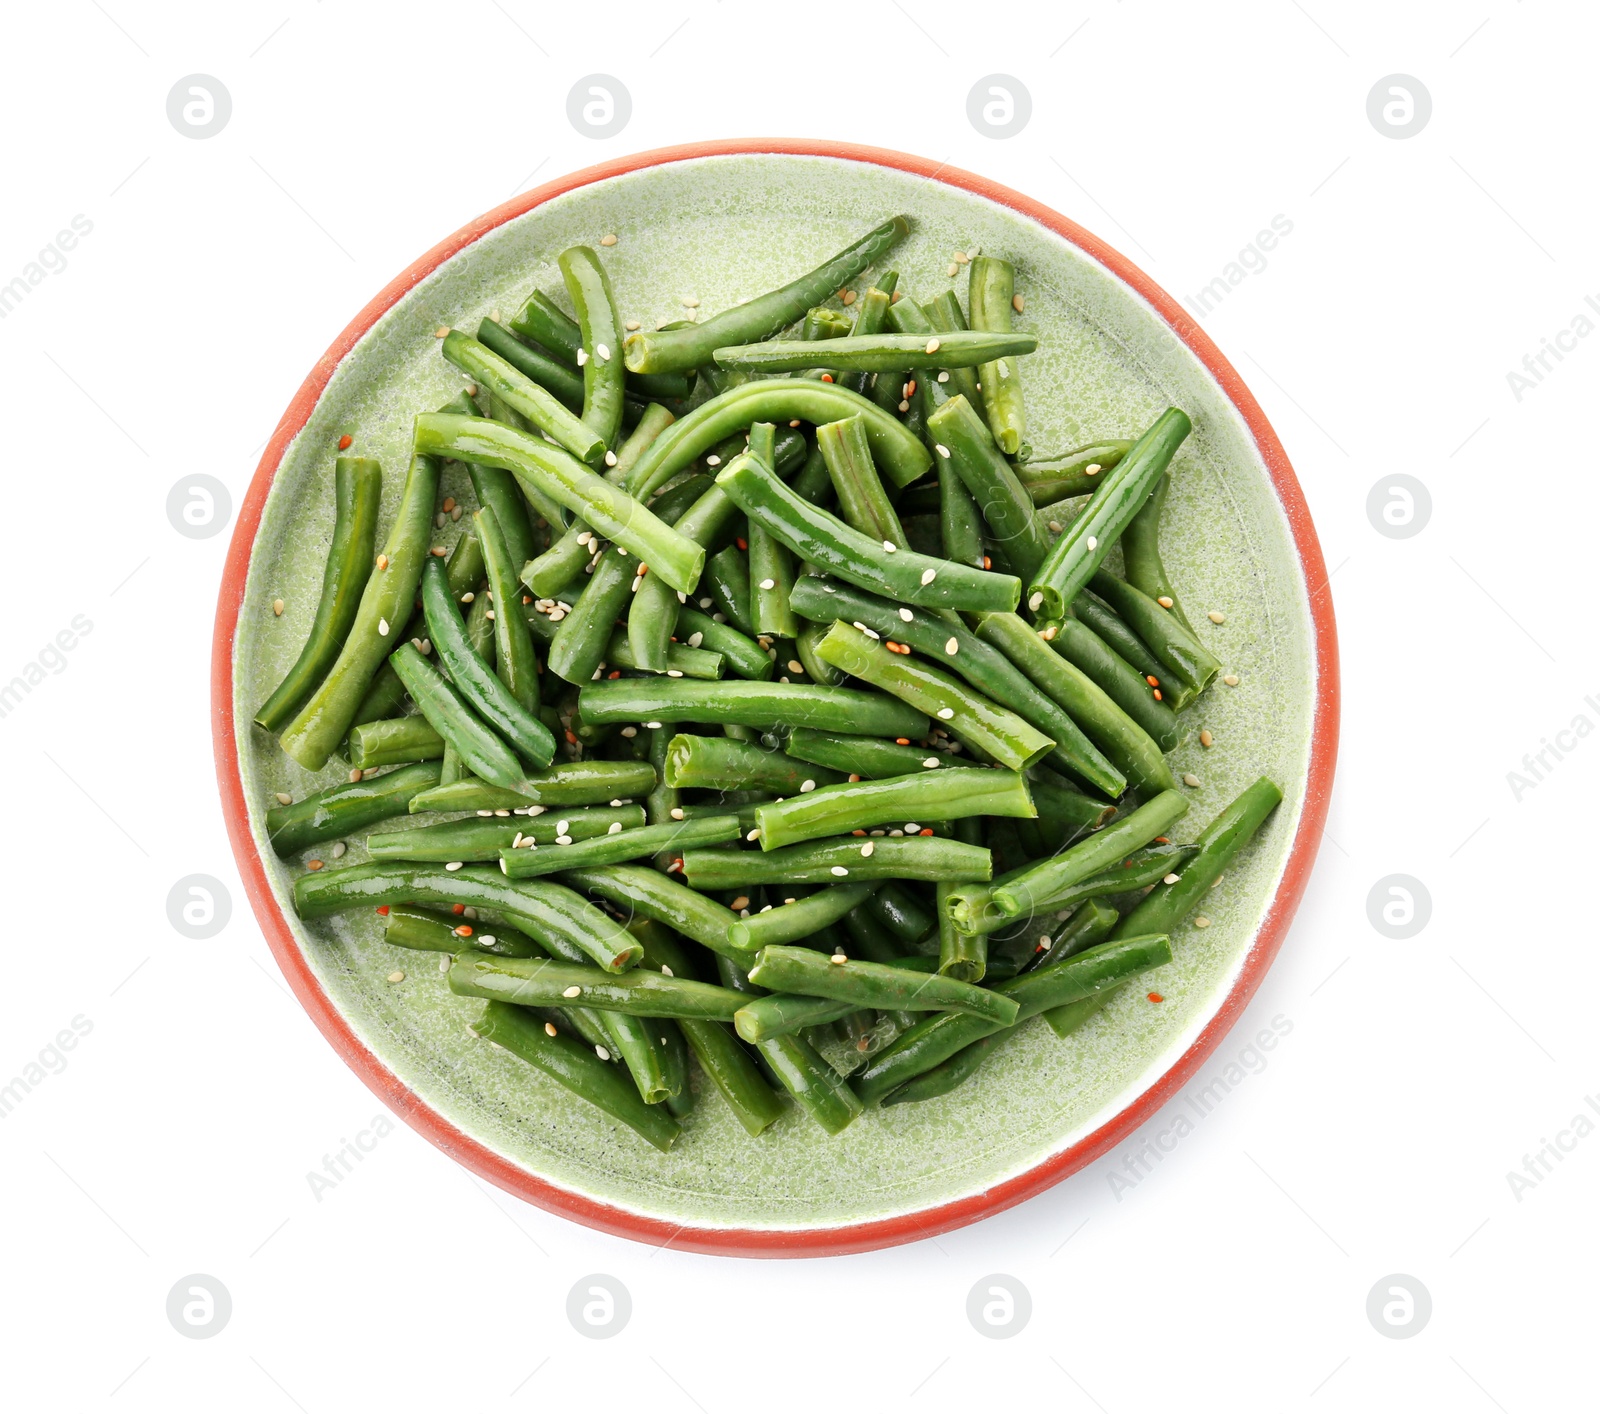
(628, 379, 932, 500)
(476, 506, 541, 713)
(681, 835, 991, 888)
(347, 716, 444, 768)
(757, 1029, 863, 1134)
(293, 862, 643, 972)
(677, 607, 772, 681)
(623, 217, 909, 374)
(938, 461, 985, 570)
(1015, 440, 1134, 504)
(1119, 468, 1191, 631)
(753, 765, 1034, 851)
(924, 394, 1048, 584)
(795, 622, 846, 686)
(715, 453, 1020, 613)
(1029, 407, 1191, 620)
(546, 544, 636, 687)
(500, 814, 740, 879)
(1089, 570, 1220, 707)
(388, 642, 524, 789)
(255, 457, 382, 732)
(560, 864, 749, 958)
(816, 415, 906, 548)
(783, 727, 946, 781)
(266, 761, 441, 858)
(812, 621, 1054, 772)
(383, 903, 541, 958)
(280, 447, 440, 770)
(1026, 845, 1199, 922)
(506, 291, 690, 402)
(473, 1001, 680, 1151)
(880, 1032, 999, 1106)
(713, 329, 1035, 374)
(413, 414, 704, 593)
(967, 257, 1026, 455)
(1033, 899, 1120, 977)
(407, 759, 655, 813)
(369, 805, 644, 861)
(703, 545, 755, 636)
(474, 318, 586, 413)
(442, 329, 606, 466)
(450, 950, 745, 1020)
(748, 943, 1018, 1024)
(663, 734, 843, 794)
(748, 521, 799, 637)
(558, 245, 626, 450)
(1070, 588, 1165, 682)
(1040, 615, 1181, 753)
(604, 630, 723, 680)
(936, 881, 985, 982)
(578, 677, 928, 738)
(723, 884, 874, 950)
(1026, 767, 1119, 844)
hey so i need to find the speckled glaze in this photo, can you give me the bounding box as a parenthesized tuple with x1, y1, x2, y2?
(216, 144, 1335, 1254)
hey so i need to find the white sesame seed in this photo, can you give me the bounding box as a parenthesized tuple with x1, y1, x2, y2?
(576, 347, 588, 366)
(898, 400, 911, 411)
(706, 454, 721, 467)
(698, 597, 713, 609)
(1157, 596, 1174, 609)
(759, 577, 776, 590)
(477, 810, 494, 817)
(645, 721, 662, 729)
(435, 512, 447, 528)
(493, 810, 509, 818)
(461, 591, 475, 603)
(1223, 674, 1240, 686)
(829, 866, 850, 877)
(596, 344, 610, 361)
(897, 607, 914, 622)
(562, 985, 582, 998)
(608, 821, 623, 834)
(884, 540, 897, 552)
(348, 769, 363, 783)
(387, 970, 405, 984)
(1163, 873, 1181, 885)
(556, 835, 572, 845)
(1048, 521, 1062, 534)
(620, 725, 638, 738)
(747, 828, 761, 842)
(377, 617, 389, 635)
(677, 591, 687, 604)
(937, 371, 950, 383)
(937, 707, 954, 720)
(935, 444, 951, 459)
(1208, 609, 1226, 624)
(604, 450, 618, 467)
(1085, 463, 1101, 475)
(923, 757, 940, 768)
(947, 262, 960, 277)
(1012, 293, 1025, 313)
(688, 632, 704, 648)
(445, 861, 464, 871)
(800, 779, 817, 792)
(682, 296, 700, 308)
(330, 841, 346, 859)
(1183, 772, 1201, 787)
(272, 598, 285, 616)
(666, 670, 684, 678)
(788, 659, 804, 674)
(1087, 536, 1098, 551)
(601, 233, 618, 247)
(830, 953, 848, 964)
(921, 568, 937, 585)
(440, 956, 451, 973)
(904, 823, 920, 833)
(889, 829, 904, 838)
(945, 637, 959, 655)
(670, 807, 685, 820)
(274, 791, 293, 805)
(660, 966, 673, 977)
(860, 841, 875, 858)
(1194, 916, 1211, 928)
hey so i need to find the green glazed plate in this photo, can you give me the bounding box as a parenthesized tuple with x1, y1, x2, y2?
(215, 141, 1337, 1257)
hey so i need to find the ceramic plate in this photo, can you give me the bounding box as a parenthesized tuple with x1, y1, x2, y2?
(213, 140, 1338, 1257)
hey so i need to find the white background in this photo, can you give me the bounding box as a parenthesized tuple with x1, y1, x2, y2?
(1, 1, 1594, 1408)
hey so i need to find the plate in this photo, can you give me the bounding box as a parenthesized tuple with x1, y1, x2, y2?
(213, 139, 1338, 1257)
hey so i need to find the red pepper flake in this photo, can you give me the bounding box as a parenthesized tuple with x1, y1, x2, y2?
(306, 859, 323, 870)
(607, 670, 622, 679)
(1123, 858, 1134, 868)
(1145, 675, 1160, 688)
(735, 537, 748, 551)
(1147, 992, 1164, 1003)
(852, 829, 867, 836)
(895, 737, 911, 746)
(452, 904, 466, 916)
(920, 828, 934, 837)
(564, 729, 578, 745)
(982, 556, 992, 570)
(1037, 940, 1050, 951)
(375, 905, 390, 916)
(820, 373, 834, 383)
(337, 434, 353, 450)
(1152, 688, 1163, 701)
(1153, 837, 1169, 845)
(454, 925, 473, 937)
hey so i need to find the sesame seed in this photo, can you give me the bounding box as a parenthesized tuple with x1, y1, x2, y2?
(440, 956, 451, 973)
(669, 807, 685, 820)
(1156, 596, 1174, 609)
(1223, 674, 1240, 686)
(607, 821, 623, 834)
(329, 841, 346, 859)
(921, 568, 937, 585)
(706, 454, 721, 467)
(1194, 916, 1211, 928)
(434, 325, 450, 338)
(937, 371, 950, 383)
(922, 757, 940, 768)
(896, 607, 915, 623)
(1086, 536, 1098, 551)
(666, 669, 684, 678)
(687, 631, 704, 649)
(860, 841, 875, 858)
(348, 769, 363, 783)
(746, 828, 761, 842)
(884, 540, 897, 552)
(788, 659, 804, 674)
(945, 637, 960, 656)
(493, 811, 509, 819)
(925, 338, 941, 354)
(435, 512, 447, 528)
(1199, 730, 1214, 748)
(1085, 463, 1102, 475)
(478, 810, 493, 817)
(759, 577, 776, 590)
(1163, 873, 1181, 885)
(1183, 772, 1201, 787)
(545, 1022, 558, 1036)
(645, 721, 662, 729)
(604, 449, 618, 467)
(682, 296, 699, 308)
(947, 262, 960, 277)
(620, 725, 637, 738)
(625, 319, 640, 330)
(830, 866, 849, 876)
(730, 896, 750, 911)
(387, 970, 405, 984)
(1028, 592, 1043, 612)
(556, 835, 572, 845)
(937, 707, 954, 720)
(274, 791, 293, 805)
(1048, 521, 1062, 534)
(377, 617, 389, 635)
(1012, 293, 1025, 313)
(698, 597, 713, 609)
(904, 823, 920, 833)
(461, 591, 475, 603)
(450, 506, 462, 521)
(445, 861, 464, 871)
(600, 233, 618, 246)
(899, 400, 911, 411)
(830, 953, 848, 964)
(1208, 609, 1226, 624)
(562, 985, 582, 998)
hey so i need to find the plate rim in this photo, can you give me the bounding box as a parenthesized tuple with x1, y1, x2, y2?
(211, 137, 1340, 1258)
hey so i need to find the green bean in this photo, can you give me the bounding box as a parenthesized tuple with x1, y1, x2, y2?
(478, 504, 540, 713)
(840, 276, 897, 396)
(1047, 778, 1283, 1038)
(348, 716, 445, 768)
(623, 216, 908, 374)
(578, 677, 928, 738)
(266, 761, 441, 858)
(1016, 441, 1134, 505)
(795, 622, 846, 686)
(663, 734, 843, 794)
(442, 330, 606, 466)
(725, 883, 875, 950)
(852, 933, 1172, 1105)
(702, 545, 755, 636)
(879, 1032, 1000, 1106)
(464, 584, 496, 662)
(921, 291, 984, 411)
(1040, 615, 1181, 752)
(967, 257, 1027, 455)
(681, 835, 990, 888)
(812, 621, 1054, 772)
(449, 950, 744, 1020)
(256, 457, 382, 732)
(407, 759, 655, 813)
(936, 881, 985, 982)
(715, 453, 1019, 613)
(628, 379, 931, 500)
(413, 414, 705, 593)
(472, 1001, 680, 1151)
(1070, 588, 1165, 682)
(369, 805, 644, 861)
(730, 959, 936, 1043)
(754, 765, 1034, 851)
(474, 318, 587, 413)
(748, 521, 799, 637)
(677, 607, 772, 681)
(924, 395, 1048, 584)
(388, 642, 525, 789)
(1089, 570, 1220, 707)
(714, 329, 1036, 375)
(757, 1029, 863, 1134)
(464, 460, 540, 577)
(789, 439, 835, 506)
(506, 291, 690, 402)
(524, 403, 675, 598)
(500, 814, 739, 879)
(938, 461, 985, 570)
(420, 558, 555, 768)
(546, 544, 636, 687)
(868, 882, 939, 950)
(604, 630, 724, 679)
(560, 863, 752, 959)
(648, 472, 716, 525)
(1026, 767, 1119, 844)
(280, 446, 440, 770)
(747, 946, 1018, 1030)
(1029, 408, 1191, 620)
(1032, 899, 1120, 979)
(556, 246, 627, 449)
(783, 727, 944, 781)
(1025, 845, 1198, 924)
(382, 903, 540, 958)
(988, 789, 1190, 921)
(789, 577, 1124, 795)
(973, 611, 1175, 794)
(294, 862, 643, 972)
(815, 415, 906, 548)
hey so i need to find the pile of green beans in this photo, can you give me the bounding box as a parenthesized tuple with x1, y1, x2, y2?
(256, 219, 1278, 1153)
